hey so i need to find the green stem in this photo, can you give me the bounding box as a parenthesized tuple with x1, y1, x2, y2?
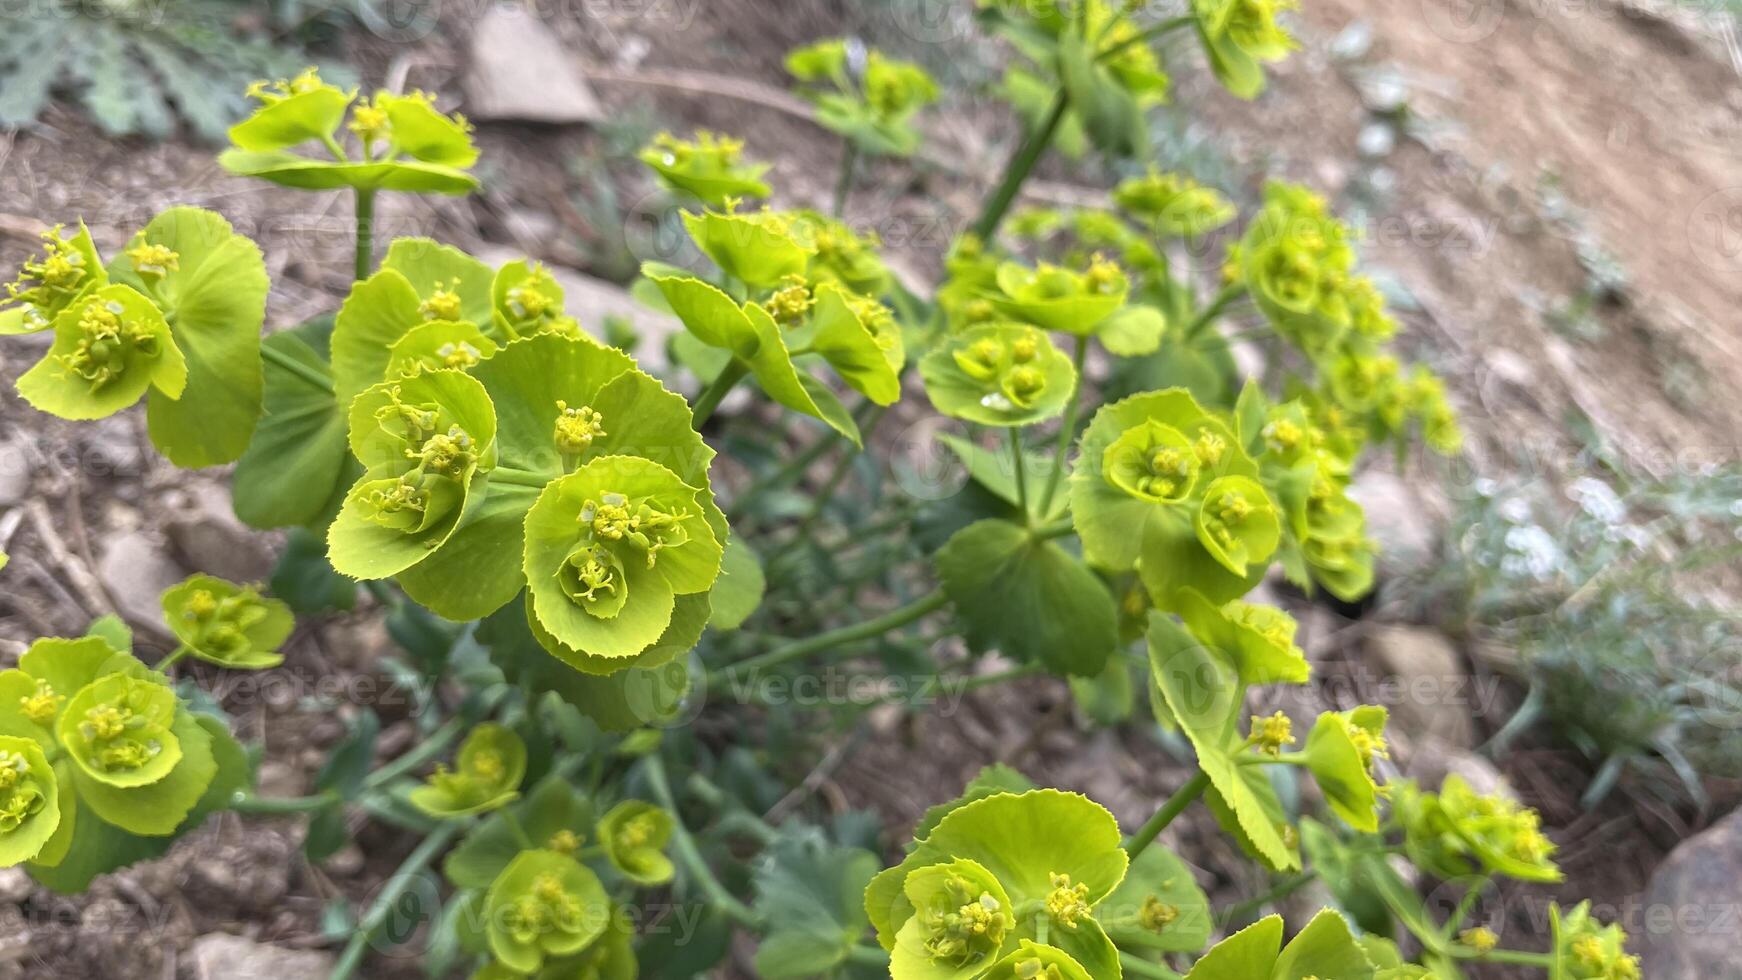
(1222, 871, 1318, 923)
(154, 645, 192, 673)
(1124, 770, 1211, 859)
(1033, 521, 1074, 541)
(847, 945, 892, 968)
(1119, 952, 1183, 980)
(1011, 429, 1030, 517)
(973, 90, 1069, 241)
(1184, 284, 1245, 342)
(490, 466, 557, 489)
(645, 754, 762, 927)
(363, 715, 465, 788)
(718, 590, 950, 685)
(354, 189, 376, 282)
(832, 141, 859, 217)
(1098, 15, 1194, 63)
(260, 342, 335, 394)
(1451, 948, 1555, 967)
(320, 133, 350, 163)
(1440, 874, 1493, 941)
(692, 359, 750, 427)
(1037, 335, 1090, 515)
(329, 821, 462, 980)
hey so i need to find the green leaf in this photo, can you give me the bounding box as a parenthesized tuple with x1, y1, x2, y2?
(1303, 707, 1389, 833)
(1273, 909, 1375, 979)
(314, 709, 379, 801)
(597, 799, 675, 886)
(232, 316, 351, 530)
(109, 207, 269, 468)
(708, 537, 765, 631)
(484, 850, 610, 973)
(16, 285, 185, 421)
(1059, 28, 1147, 157)
(1148, 613, 1299, 871)
(639, 132, 771, 207)
(0, 736, 61, 865)
(937, 519, 1117, 677)
(161, 574, 293, 670)
(922, 323, 1078, 428)
(682, 209, 814, 288)
(1099, 305, 1167, 357)
(228, 75, 353, 151)
(217, 150, 480, 195)
(914, 765, 1037, 842)
(804, 282, 902, 406)
(83, 615, 133, 655)
(1098, 843, 1212, 954)
(990, 259, 1128, 336)
(1184, 915, 1283, 980)
(71, 704, 217, 836)
(331, 268, 426, 408)
(754, 831, 881, 979)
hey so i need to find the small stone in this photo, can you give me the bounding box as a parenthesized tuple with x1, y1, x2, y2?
(191, 933, 333, 980)
(1486, 348, 1536, 387)
(1348, 470, 1438, 567)
(464, 4, 602, 124)
(1640, 808, 1742, 977)
(0, 868, 32, 904)
(166, 492, 276, 583)
(1357, 122, 1396, 159)
(323, 844, 365, 877)
(1364, 626, 1478, 748)
(0, 439, 30, 505)
(97, 530, 186, 626)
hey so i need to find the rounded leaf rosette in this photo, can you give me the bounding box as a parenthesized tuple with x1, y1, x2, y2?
(987, 257, 1128, 335)
(866, 790, 1128, 980)
(328, 369, 498, 582)
(1192, 0, 1298, 100)
(638, 131, 771, 207)
(161, 575, 293, 670)
(483, 849, 612, 974)
(596, 799, 675, 886)
(409, 722, 526, 818)
(1392, 775, 1562, 885)
(0, 223, 106, 336)
(523, 456, 723, 668)
(0, 736, 60, 866)
(1070, 390, 1278, 609)
(921, 324, 1077, 427)
(221, 69, 480, 195)
(1303, 706, 1390, 833)
(15, 284, 186, 422)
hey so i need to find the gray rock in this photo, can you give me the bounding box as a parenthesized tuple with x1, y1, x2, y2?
(1640, 807, 1742, 976)
(97, 530, 186, 626)
(166, 492, 275, 583)
(0, 439, 30, 505)
(1364, 626, 1477, 748)
(191, 933, 333, 980)
(464, 4, 602, 124)
(1349, 470, 1439, 569)
(0, 868, 32, 904)
(1401, 736, 1513, 798)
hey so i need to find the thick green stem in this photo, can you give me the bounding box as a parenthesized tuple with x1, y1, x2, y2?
(354, 188, 376, 281)
(260, 342, 336, 394)
(847, 945, 892, 968)
(1011, 429, 1031, 517)
(1440, 874, 1492, 942)
(972, 90, 1069, 241)
(692, 359, 750, 427)
(1453, 948, 1555, 967)
(329, 820, 462, 980)
(645, 754, 762, 927)
(1037, 335, 1090, 515)
(718, 590, 950, 685)
(1119, 952, 1184, 980)
(230, 789, 340, 814)
(1124, 770, 1211, 859)
(154, 645, 192, 673)
(364, 715, 466, 788)
(1184, 284, 1245, 342)
(832, 141, 859, 217)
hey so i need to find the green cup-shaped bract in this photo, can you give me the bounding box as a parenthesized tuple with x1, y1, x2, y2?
(327, 369, 498, 582)
(387, 320, 500, 378)
(1175, 589, 1308, 687)
(596, 799, 675, 886)
(492, 260, 581, 340)
(0, 222, 107, 336)
(1070, 390, 1272, 609)
(1303, 706, 1390, 833)
(1550, 902, 1640, 980)
(982, 941, 1092, 980)
(639, 131, 771, 207)
(921, 324, 1077, 428)
(15, 285, 186, 422)
(0, 735, 60, 867)
(1392, 775, 1562, 885)
(162, 575, 294, 670)
(524, 456, 723, 666)
(1113, 170, 1236, 238)
(1191, 0, 1298, 100)
(409, 722, 527, 818)
(484, 849, 612, 974)
(56, 674, 182, 789)
(890, 857, 1016, 980)
(682, 209, 815, 289)
(987, 259, 1127, 336)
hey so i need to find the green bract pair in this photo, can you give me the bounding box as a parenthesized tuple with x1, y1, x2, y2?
(922, 324, 1078, 427)
(1112, 170, 1238, 239)
(865, 789, 1131, 980)
(162, 574, 294, 669)
(638, 131, 773, 207)
(0, 631, 242, 887)
(1072, 389, 1278, 609)
(1192, 0, 1298, 100)
(1392, 775, 1562, 884)
(3, 210, 269, 468)
(220, 68, 480, 195)
(786, 39, 940, 157)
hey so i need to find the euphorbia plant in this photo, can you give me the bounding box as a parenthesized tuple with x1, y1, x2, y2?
(0, 6, 1638, 979)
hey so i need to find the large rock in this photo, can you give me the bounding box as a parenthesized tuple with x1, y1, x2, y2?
(1364, 626, 1478, 748)
(464, 4, 602, 124)
(1640, 808, 1742, 976)
(191, 933, 333, 980)
(166, 492, 276, 583)
(97, 530, 186, 625)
